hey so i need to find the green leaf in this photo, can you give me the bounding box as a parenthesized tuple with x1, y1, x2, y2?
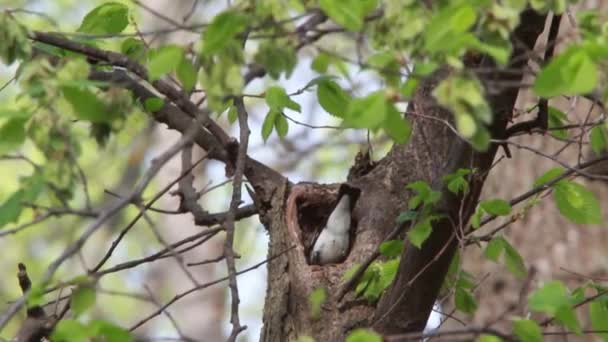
(227, 105, 238, 124)
(484, 237, 505, 262)
(555, 305, 581, 334)
(548, 106, 569, 140)
(590, 125, 608, 155)
(534, 167, 564, 187)
(400, 77, 419, 99)
(26, 285, 46, 308)
(379, 240, 403, 257)
(406, 181, 441, 209)
(443, 168, 471, 194)
(477, 334, 503, 342)
(261, 109, 279, 142)
(424, 5, 477, 53)
(177, 57, 198, 92)
(529, 281, 570, 315)
(0, 117, 27, 155)
(62, 86, 111, 123)
(502, 239, 527, 278)
(480, 199, 511, 216)
(0, 174, 44, 228)
(590, 300, 608, 342)
(346, 328, 382, 342)
(71, 285, 96, 316)
(378, 258, 400, 291)
(312, 53, 331, 73)
(317, 80, 351, 117)
(342, 263, 360, 281)
(202, 11, 248, 55)
(52, 319, 91, 342)
(383, 102, 412, 144)
(144, 97, 164, 112)
(512, 319, 542, 342)
(309, 287, 326, 319)
(534, 48, 598, 97)
(455, 287, 478, 314)
(89, 320, 133, 342)
(275, 114, 289, 138)
(254, 43, 296, 79)
(78, 2, 129, 34)
(121, 38, 145, 61)
(319, 0, 378, 32)
(396, 210, 418, 224)
(471, 206, 484, 229)
(345, 92, 386, 129)
(266, 86, 301, 112)
(0, 108, 31, 119)
(148, 45, 184, 81)
(554, 181, 602, 224)
(407, 218, 433, 248)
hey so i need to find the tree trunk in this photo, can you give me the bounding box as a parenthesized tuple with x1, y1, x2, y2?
(258, 9, 548, 341)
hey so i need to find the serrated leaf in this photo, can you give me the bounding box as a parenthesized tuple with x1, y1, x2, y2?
(317, 80, 350, 117)
(534, 167, 564, 187)
(513, 319, 542, 342)
(261, 109, 279, 142)
(62, 85, 111, 123)
(202, 11, 248, 55)
(396, 210, 417, 223)
(52, 319, 91, 342)
(266, 86, 300, 112)
(309, 287, 326, 319)
(227, 105, 238, 124)
(121, 38, 145, 60)
(71, 285, 96, 316)
(383, 102, 411, 144)
(480, 199, 511, 216)
(0, 117, 27, 155)
(89, 320, 133, 342)
(400, 77, 419, 99)
(590, 125, 608, 155)
(346, 328, 382, 342)
(254, 43, 296, 79)
(555, 305, 581, 334)
(275, 114, 289, 138)
(144, 97, 164, 112)
(312, 53, 330, 73)
(319, 0, 377, 32)
(379, 240, 404, 257)
(502, 239, 527, 278)
(407, 219, 433, 248)
(484, 237, 505, 262)
(477, 334, 503, 342)
(554, 181, 602, 224)
(529, 281, 570, 315)
(177, 57, 197, 92)
(443, 168, 471, 194)
(78, 2, 129, 35)
(590, 300, 608, 342)
(455, 287, 478, 314)
(534, 48, 598, 97)
(379, 258, 400, 290)
(548, 106, 569, 140)
(342, 263, 360, 281)
(345, 91, 386, 129)
(148, 45, 183, 81)
(424, 5, 477, 53)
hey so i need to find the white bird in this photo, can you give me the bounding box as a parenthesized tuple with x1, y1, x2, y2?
(310, 185, 360, 265)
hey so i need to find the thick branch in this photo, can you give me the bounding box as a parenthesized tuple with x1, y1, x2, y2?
(372, 9, 548, 334)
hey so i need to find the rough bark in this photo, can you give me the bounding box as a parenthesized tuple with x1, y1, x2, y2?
(258, 9, 548, 341)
